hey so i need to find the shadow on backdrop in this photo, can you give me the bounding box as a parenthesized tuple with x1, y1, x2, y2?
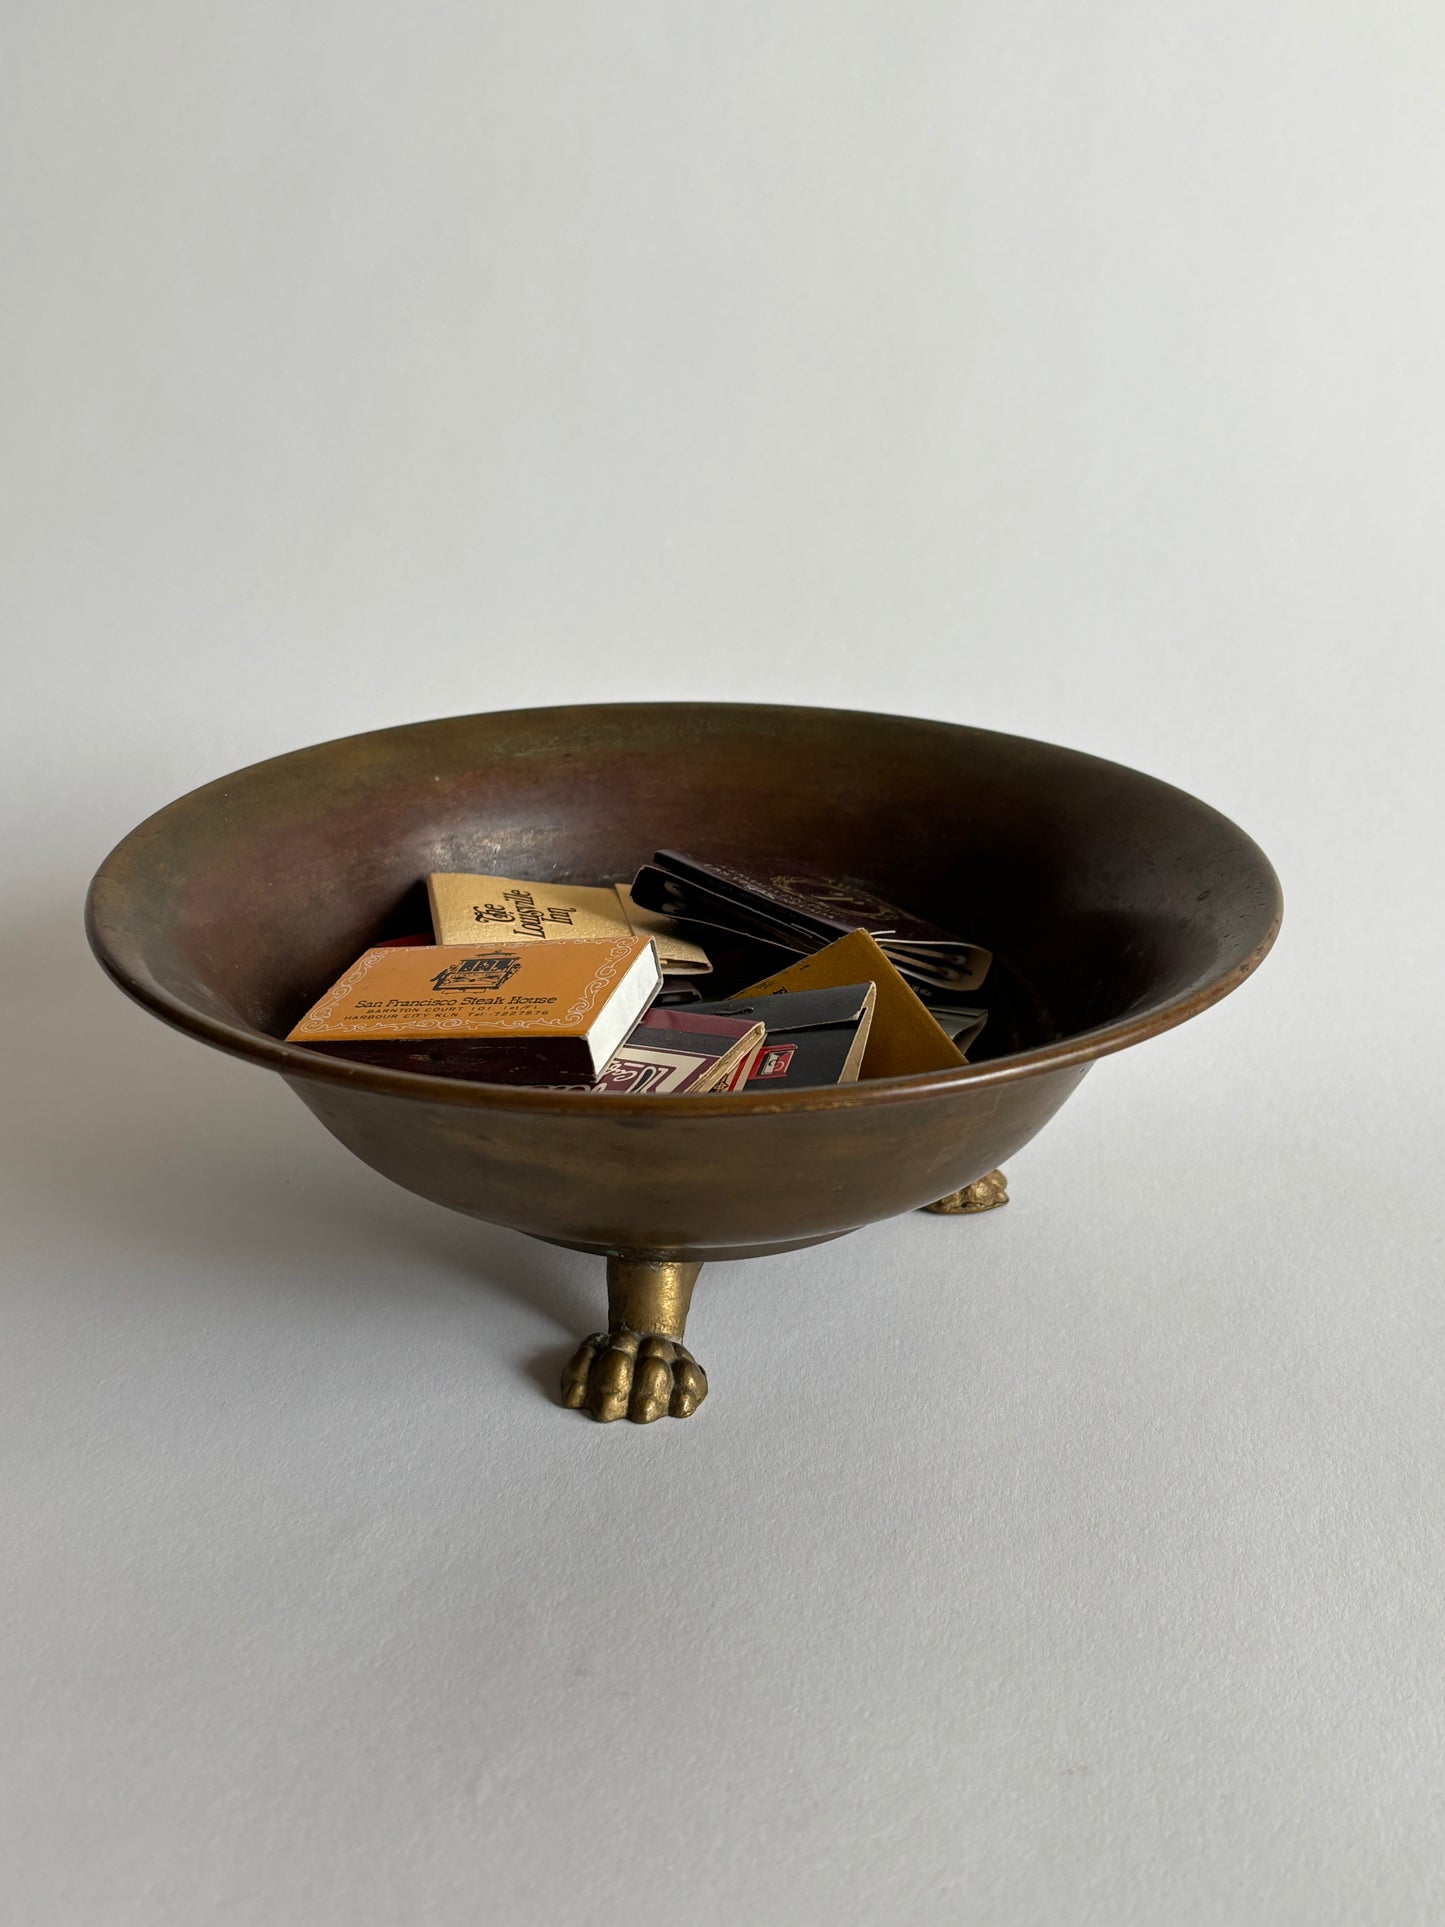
(2, 903, 598, 1395)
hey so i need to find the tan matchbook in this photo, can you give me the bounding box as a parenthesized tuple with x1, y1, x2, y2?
(286, 936, 660, 1083)
(426, 873, 710, 975)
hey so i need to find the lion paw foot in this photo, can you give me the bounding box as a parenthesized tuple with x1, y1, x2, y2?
(560, 1330, 708, 1423)
(923, 1169, 1009, 1215)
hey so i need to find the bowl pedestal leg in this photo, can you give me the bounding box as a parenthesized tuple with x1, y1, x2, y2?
(922, 1168, 1009, 1215)
(557, 1176, 1008, 1420)
(560, 1257, 709, 1423)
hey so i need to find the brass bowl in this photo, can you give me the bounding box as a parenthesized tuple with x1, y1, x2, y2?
(86, 703, 1281, 1423)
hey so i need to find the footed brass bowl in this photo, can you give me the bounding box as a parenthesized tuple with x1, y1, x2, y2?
(86, 703, 1281, 1423)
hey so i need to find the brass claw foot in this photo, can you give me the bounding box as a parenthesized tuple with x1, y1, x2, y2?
(560, 1257, 707, 1423)
(561, 1331, 708, 1422)
(923, 1169, 1009, 1215)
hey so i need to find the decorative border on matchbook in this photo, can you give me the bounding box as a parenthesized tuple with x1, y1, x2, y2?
(296, 937, 643, 1036)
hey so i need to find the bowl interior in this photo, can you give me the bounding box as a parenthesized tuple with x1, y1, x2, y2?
(88, 704, 1281, 1079)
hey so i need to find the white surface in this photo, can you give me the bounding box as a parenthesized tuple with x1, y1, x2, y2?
(2, 4, 1442, 1922)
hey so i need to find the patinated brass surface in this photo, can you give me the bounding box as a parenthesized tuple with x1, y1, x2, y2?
(85, 703, 1283, 1421)
(924, 1170, 1010, 1214)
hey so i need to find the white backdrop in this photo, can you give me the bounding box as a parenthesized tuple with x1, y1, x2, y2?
(3, 5, 1442, 1923)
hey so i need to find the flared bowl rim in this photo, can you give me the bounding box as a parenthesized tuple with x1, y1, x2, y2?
(86, 702, 1283, 1118)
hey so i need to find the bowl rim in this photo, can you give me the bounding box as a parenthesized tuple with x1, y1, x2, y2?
(85, 702, 1283, 1117)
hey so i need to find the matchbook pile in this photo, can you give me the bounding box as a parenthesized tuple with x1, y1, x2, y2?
(286, 856, 991, 1094)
